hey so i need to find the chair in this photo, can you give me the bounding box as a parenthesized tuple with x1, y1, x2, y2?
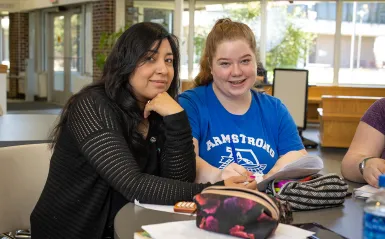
(0, 143, 52, 235)
(272, 68, 318, 148)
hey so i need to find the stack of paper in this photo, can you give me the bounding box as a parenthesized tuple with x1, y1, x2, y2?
(353, 185, 380, 199)
(138, 220, 315, 239)
(257, 155, 324, 191)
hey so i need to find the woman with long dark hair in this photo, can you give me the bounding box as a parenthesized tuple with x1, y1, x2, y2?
(30, 22, 256, 239)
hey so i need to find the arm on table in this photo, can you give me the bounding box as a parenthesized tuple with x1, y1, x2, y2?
(341, 121, 385, 186)
(193, 138, 252, 183)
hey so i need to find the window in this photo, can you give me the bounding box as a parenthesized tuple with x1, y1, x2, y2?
(134, 0, 385, 86)
(266, 1, 336, 85)
(181, 6, 228, 80)
(339, 1, 385, 85)
(70, 14, 80, 72)
(143, 8, 173, 33)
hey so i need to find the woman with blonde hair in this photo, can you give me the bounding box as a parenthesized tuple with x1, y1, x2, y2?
(179, 18, 307, 184)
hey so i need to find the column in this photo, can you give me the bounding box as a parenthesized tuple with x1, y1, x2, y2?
(9, 12, 29, 99)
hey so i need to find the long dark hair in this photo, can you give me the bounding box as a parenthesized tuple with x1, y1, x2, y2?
(49, 22, 180, 160)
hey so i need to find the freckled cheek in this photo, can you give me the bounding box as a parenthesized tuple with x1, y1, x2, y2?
(213, 68, 231, 81)
(243, 67, 256, 77)
(220, 72, 233, 81)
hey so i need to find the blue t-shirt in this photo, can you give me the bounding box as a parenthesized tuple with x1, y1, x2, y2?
(178, 83, 304, 174)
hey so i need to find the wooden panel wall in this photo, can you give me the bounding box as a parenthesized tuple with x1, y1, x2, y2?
(307, 86, 385, 123)
(308, 86, 385, 99)
(319, 96, 381, 148)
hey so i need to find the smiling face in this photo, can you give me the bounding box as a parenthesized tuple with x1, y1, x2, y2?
(210, 39, 257, 99)
(129, 39, 174, 102)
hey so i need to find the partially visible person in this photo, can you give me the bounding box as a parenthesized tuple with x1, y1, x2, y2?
(256, 61, 268, 84)
(30, 22, 256, 239)
(341, 98, 385, 188)
(179, 18, 306, 184)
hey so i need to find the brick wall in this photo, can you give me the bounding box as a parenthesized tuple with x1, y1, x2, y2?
(92, 0, 116, 82)
(8, 13, 29, 98)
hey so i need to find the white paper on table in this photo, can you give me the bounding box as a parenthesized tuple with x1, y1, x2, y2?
(256, 155, 324, 191)
(271, 223, 315, 239)
(134, 200, 196, 216)
(353, 185, 380, 199)
(142, 220, 315, 239)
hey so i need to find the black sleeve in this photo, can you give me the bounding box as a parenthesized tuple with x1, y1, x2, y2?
(159, 111, 196, 182)
(67, 94, 214, 205)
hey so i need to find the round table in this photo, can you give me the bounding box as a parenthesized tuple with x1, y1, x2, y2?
(114, 181, 365, 239)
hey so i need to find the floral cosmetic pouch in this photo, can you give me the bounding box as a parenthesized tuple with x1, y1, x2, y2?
(193, 186, 286, 239)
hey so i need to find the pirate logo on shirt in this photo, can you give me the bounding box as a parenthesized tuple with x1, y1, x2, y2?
(219, 146, 267, 174)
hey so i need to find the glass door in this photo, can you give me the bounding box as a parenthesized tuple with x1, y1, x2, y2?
(48, 10, 81, 105)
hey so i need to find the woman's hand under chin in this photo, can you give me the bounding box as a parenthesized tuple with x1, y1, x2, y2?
(143, 92, 183, 118)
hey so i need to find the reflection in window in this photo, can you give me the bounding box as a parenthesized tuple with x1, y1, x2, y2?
(144, 8, 173, 33)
